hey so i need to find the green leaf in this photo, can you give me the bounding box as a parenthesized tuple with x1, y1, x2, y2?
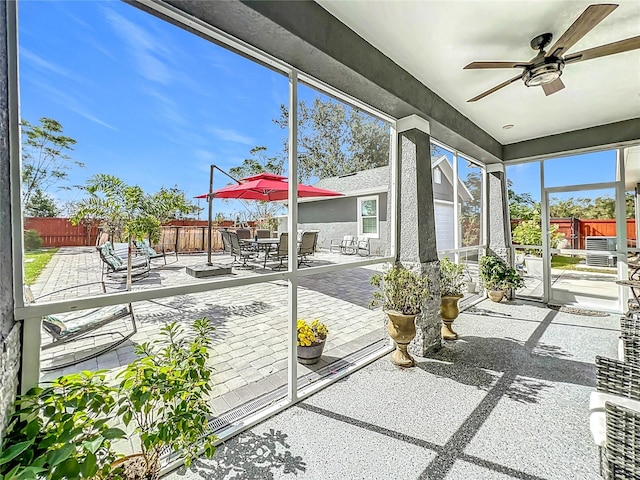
(46, 443, 75, 467)
(102, 428, 126, 440)
(53, 457, 80, 480)
(79, 452, 97, 478)
(0, 441, 32, 466)
(82, 436, 104, 454)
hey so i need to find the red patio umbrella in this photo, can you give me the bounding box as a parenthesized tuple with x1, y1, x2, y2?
(196, 169, 342, 267)
(196, 172, 343, 201)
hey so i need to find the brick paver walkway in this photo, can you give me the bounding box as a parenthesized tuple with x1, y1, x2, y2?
(33, 247, 387, 420)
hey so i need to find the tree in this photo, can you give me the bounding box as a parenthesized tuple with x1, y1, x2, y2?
(24, 188, 60, 217)
(549, 194, 634, 219)
(272, 98, 390, 182)
(71, 175, 197, 290)
(21, 117, 82, 211)
(147, 186, 202, 224)
(228, 147, 285, 231)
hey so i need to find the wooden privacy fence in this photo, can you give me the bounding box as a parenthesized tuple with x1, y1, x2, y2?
(24, 218, 99, 247)
(512, 217, 637, 249)
(156, 226, 224, 253)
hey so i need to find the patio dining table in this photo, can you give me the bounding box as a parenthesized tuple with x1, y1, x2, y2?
(243, 238, 280, 266)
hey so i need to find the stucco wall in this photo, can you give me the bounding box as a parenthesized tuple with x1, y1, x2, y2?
(0, 0, 19, 442)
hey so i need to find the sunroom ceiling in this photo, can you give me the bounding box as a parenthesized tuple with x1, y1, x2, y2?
(317, 0, 640, 145)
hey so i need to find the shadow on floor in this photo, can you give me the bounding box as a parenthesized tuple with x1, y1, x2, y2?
(174, 429, 306, 479)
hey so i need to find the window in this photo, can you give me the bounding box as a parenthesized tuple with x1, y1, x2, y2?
(433, 167, 442, 184)
(358, 195, 379, 238)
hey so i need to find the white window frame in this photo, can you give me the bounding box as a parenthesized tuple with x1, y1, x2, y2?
(433, 167, 442, 184)
(357, 195, 379, 239)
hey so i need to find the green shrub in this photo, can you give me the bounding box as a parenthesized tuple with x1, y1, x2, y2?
(479, 255, 525, 291)
(440, 257, 465, 297)
(23, 229, 42, 251)
(370, 265, 433, 315)
(512, 220, 564, 255)
(0, 371, 124, 479)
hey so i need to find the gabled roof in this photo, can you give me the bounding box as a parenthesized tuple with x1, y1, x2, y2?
(310, 155, 473, 201)
(313, 166, 389, 194)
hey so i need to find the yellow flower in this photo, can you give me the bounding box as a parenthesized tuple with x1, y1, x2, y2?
(297, 318, 329, 346)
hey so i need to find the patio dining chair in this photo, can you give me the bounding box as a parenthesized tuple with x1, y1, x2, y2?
(25, 282, 137, 371)
(220, 230, 232, 255)
(298, 231, 317, 267)
(229, 231, 256, 269)
(256, 229, 271, 239)
(266, 232, 288, 270)
(97, 242, 149, 281)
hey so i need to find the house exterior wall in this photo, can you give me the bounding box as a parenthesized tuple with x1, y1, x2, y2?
(297, 193, 389, 255)
(433, 169, 454, 202)
(0, 0, 20, 441)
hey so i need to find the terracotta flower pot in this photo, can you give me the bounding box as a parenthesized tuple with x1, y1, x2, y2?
(297, 338, 326, 364)
(488, 289, 505, 302)
(385, 310, 417, 367)
(440, 294, 463, 340)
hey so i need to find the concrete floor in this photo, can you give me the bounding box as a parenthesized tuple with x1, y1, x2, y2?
(166, 299, 618, 480)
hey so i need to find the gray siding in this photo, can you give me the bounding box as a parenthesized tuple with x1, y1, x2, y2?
(298, 193, 388, 223)
(297, 193, 389, 255)
(433, 168, 454, 202)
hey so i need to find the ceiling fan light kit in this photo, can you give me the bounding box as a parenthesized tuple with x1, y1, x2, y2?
(465, 3, 640, 102)
(523, 61, 564, 87)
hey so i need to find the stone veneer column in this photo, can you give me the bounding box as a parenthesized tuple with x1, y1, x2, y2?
(395, 115, 441, 356)
(486, 164, 514, 296)
(486, 164, 512, 263)
(0, 0, 20, 442)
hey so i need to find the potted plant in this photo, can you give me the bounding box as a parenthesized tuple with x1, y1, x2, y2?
(115, 317, 217, 479)
(296, 319, 329, 364)
(370, 265, 433, 367)
(0, 371, 125, 479)
(479, 255, 525, 302)
(439, 257, 465, 340)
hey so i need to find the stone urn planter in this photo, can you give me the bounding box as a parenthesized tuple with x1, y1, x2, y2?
(385, 310, 418, 367)
(296, 339, 326, 365)
(488, 289, 505, 302)
(465, 280, 478, 293)
(440, 294, 463, 340)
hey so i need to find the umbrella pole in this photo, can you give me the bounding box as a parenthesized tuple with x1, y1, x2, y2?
(207, 164, 213, 266)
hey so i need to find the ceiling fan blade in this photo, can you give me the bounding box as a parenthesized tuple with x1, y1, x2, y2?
(464, 61, 532, 69)
(565, 35, 640, 63)
(542, 78, 566, 96)
(546, 4, 618, 58)
(467, 74, 522, 102)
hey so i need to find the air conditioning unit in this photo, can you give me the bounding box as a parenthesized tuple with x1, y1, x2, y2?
(585, 236, 617, 267)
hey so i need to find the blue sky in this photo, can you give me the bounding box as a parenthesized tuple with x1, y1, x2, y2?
(506, 150, 618, 202)
(18, 1, 617, 217)
(18, 1, 297, 217)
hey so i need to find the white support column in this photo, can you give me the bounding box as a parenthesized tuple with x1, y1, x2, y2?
(287, 70, 299, 403)
(452, 151, 459, 264)
(20, 318, 42, 393)
(616, 148, 628, 313)
(635, 183, 640, 250)
(540, 161, 550, 304)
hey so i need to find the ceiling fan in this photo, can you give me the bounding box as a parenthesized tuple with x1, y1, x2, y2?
(464, 3, 640, 102)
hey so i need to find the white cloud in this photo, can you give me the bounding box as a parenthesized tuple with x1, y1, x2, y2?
(209, 127, 254, 145)
(102, 8, 172, 85)
(26, 78, 117, 131)
(20, 48, 74, 79)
